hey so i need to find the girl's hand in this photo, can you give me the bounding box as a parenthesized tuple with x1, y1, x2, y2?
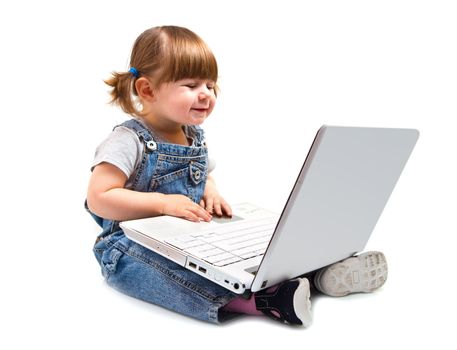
(162, 194, 212, 222)
(200, 176, 232, 217)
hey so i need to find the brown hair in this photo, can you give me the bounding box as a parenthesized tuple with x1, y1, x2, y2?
(104, 26, 218, 116)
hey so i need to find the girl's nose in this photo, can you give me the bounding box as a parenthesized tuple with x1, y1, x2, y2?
(197, 82, 214, 100)
(198, 90, 211, 100)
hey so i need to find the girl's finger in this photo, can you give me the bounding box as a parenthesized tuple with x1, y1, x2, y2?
(185, 210, 200, 223)
(191, 203, 212, 222)
(213, 200, 222, 216)
(205, 197, 214, 214)
(221, 200, 232, 217)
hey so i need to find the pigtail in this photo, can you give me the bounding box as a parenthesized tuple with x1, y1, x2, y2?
(104, 71, 140, 116)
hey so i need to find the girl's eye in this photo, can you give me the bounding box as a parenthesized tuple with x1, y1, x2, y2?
(183, 81, 215, 90)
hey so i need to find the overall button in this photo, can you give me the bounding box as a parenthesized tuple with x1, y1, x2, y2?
(146, 140, 157, 151)
(194, 170, 201, 180)
(189, 162, 205, 185)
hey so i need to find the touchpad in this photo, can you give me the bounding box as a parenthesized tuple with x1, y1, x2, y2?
(211, 214, 244, 224)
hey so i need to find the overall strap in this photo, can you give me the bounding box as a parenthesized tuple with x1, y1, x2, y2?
(185, 125, 207, 148)
(116, 119, 158, 153)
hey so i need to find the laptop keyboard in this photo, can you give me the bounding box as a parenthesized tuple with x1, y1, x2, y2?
(164, 218, 276, 266)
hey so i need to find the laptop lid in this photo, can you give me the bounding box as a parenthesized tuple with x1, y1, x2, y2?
(250, 125, 419, 292)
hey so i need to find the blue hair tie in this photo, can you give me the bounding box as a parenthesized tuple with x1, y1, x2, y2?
(129, 67, 139, 78)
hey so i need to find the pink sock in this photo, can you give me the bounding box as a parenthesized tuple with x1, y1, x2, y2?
(221, 285, 279, 316)
(222, 293, 263, 315)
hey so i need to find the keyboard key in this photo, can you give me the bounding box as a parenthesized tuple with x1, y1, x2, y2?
(185, 246, 225, 259)
(184, 244, 216, 256)
(203, 252, 237, 264)
(213, 256, 243, 266)
(239, 251, 261, 259)
(231, 242, 269, 257)
(165, 238, 205, 250)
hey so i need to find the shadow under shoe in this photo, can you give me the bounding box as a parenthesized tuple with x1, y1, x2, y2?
(314, 251, 388, 297)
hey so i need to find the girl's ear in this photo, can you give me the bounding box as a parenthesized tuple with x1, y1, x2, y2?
(135, 77, 155, 102)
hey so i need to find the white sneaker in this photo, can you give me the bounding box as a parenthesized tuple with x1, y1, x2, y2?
(314, 251, 388, 297)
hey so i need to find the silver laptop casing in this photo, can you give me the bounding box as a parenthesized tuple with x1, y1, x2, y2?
(121, 125, 419, 294)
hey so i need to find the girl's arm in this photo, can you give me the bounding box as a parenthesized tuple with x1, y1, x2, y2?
(87, 162, 212, 222)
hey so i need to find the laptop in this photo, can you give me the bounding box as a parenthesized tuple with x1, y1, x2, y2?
(120, 125, 419, 295)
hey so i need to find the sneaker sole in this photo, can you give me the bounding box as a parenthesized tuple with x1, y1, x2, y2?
(292, 278, 312, 327)
(314, 251, 388, 297)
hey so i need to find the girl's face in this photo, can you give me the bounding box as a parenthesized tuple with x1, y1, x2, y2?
(149, 78, 216, 126)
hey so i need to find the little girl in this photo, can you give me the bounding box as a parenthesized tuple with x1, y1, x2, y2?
(86, 25, 388, 327)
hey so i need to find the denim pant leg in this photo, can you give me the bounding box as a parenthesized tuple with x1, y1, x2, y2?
(93, 231, 238, 324)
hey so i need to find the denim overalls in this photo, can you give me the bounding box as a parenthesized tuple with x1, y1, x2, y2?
(88, 119, 237, 323)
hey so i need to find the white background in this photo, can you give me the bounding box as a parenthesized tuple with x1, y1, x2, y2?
(1, 0, 456, 349)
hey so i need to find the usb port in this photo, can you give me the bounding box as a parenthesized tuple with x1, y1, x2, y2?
(198, 266, 207, 273)
(189, 262, 197, 269)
